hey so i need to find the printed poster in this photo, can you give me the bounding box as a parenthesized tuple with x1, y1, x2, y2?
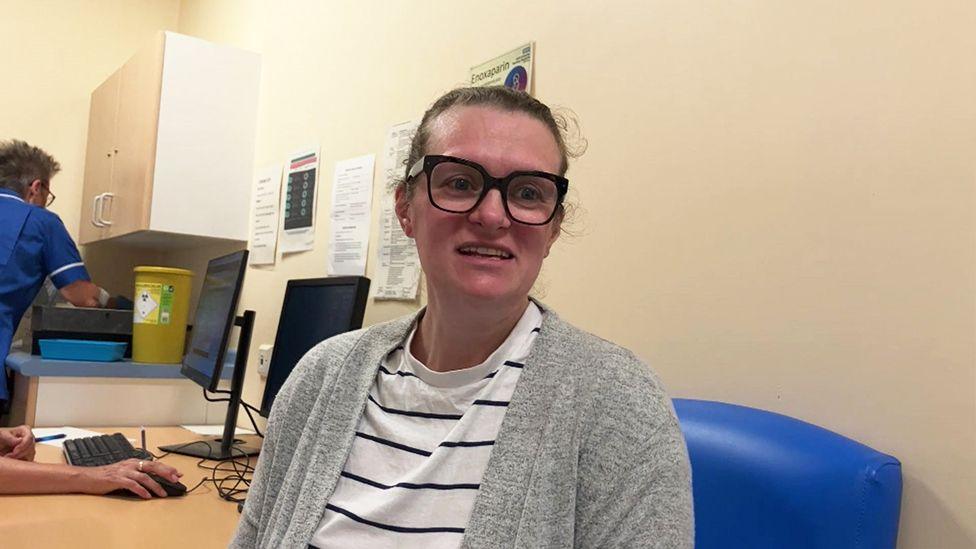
(469, 42, 534, 93)
(328, 154, 375, 276)
(249, 164, 282, 265)
(280, 147, 319, 254)
(374, 120, 421, 300)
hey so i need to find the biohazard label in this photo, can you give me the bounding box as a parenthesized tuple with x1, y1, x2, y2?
(134, 282, 161, 324)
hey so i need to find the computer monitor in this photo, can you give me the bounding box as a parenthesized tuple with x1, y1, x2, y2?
(259, 276, 370, 418)
(181, 250, 247, 392)
(160, 249, 260, 460)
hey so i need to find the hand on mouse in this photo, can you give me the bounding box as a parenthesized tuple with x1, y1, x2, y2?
(80, 458, 182, 499)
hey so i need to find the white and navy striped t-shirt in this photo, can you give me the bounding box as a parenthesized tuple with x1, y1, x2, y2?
(310, 303, 543, 549)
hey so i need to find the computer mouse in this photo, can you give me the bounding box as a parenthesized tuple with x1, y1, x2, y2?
(108, 474, 187, 498)
(148, 473, 188, 497)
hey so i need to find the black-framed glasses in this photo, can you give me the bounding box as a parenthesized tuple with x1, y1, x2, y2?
(40, 181, 55, 207)
(406, 154, 568, 226)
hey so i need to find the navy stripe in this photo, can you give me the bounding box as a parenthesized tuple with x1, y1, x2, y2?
(384, 345, 405, 360)
(484, 360, 525, 379)
(472, 399, 510, 407)
(378, 365, 417, 378)
(341, 471, 480, 491)
(367, 394, 463, 420)
(355, 432, 496, 457)
(356, 432, 432, 457)
(325, 503, 465, 534)
(440, 440, 494, 449)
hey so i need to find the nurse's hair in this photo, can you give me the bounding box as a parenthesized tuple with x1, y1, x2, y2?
(0, 139, 61, 196)
(397, 86, 583, 199)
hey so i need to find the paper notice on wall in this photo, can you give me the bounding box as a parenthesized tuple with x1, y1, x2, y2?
(280, 147, 319, 254)
(469, 42, 534, 93)
(328, 154, 375, 276)
(249, 164, 282, 265)
(375, 120, 421, 300)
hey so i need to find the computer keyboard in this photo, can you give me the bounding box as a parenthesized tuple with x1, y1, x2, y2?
(63, 433, 149, 466)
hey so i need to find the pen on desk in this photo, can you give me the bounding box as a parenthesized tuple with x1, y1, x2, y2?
(35, 433, 67, 443)
(141, 426, 147, 453)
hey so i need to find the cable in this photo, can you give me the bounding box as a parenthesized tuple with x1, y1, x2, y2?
(242, 401, 261, 414)
(240, 403, 264, 438)
(205, 388, 262, 415)
(201, 388, 265, 438)
(208, 444, 255, 503)
(153, 439, 256, 501)
(202, 389, 230, 403)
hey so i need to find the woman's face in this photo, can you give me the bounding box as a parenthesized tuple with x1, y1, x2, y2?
(396, 105, 563, 310)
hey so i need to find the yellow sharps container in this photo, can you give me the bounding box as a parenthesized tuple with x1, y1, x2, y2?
(132, 266, 193, 363)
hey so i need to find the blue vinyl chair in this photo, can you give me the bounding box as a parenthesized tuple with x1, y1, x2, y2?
(673, 399, 902, 549)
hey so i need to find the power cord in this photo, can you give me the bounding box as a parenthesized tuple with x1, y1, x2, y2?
(152, 440, 256, 502)
(202, 388, 264, 438)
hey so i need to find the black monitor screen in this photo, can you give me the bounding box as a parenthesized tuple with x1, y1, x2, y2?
(181, 250, 248, 392)
(260, 277, 370, 417)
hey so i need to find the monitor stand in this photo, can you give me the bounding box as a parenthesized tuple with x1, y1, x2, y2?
(163, 436, 260, 461)
(160, 310, 261, 460)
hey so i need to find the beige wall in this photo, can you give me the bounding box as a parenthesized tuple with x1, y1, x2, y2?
(0, 0, 180, 237)
(3, 0, 972, 547)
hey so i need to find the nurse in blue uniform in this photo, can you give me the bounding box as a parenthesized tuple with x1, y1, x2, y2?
(0, 139, 113, 402)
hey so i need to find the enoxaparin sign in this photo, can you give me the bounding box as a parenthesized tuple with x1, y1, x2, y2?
(469, 43, 534, 93)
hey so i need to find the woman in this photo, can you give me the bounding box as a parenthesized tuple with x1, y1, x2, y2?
(232, 86, 693, 548)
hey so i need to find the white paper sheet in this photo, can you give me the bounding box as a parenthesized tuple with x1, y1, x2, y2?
(249, 164, 282, 265)
(328, 154, 375, 276)
(180, 425, 255, 436)
(32, 427, 106, 448)
(280, 147, 319, 254)
(374, 120, 421, 300)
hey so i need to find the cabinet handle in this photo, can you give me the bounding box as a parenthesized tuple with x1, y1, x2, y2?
(91, 194, 105, 227)
(98, 192, 115, 226)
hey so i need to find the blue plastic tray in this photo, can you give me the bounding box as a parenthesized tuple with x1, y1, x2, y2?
(38, 339, 128, 362)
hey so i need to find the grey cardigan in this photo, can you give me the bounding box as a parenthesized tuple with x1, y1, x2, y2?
(231, 304, 694, 548)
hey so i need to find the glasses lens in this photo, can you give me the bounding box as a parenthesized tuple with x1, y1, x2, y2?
(429, 161, 484, 212)
(507, 176, 558, 224)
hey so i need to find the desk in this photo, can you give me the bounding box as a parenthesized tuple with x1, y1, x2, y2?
(0, 426, 257, 548)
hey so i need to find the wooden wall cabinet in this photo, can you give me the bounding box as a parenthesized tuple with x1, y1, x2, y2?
(80, 32, 260, 247)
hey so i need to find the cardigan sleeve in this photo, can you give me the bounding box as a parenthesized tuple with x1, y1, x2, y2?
(574, 351, 694, 548)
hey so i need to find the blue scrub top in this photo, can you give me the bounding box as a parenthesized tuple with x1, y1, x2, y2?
(1, 187, 90, 400)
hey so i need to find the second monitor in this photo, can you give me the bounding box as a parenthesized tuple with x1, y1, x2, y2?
(160, 249, 257, 460)
(259, 276, 370, 418)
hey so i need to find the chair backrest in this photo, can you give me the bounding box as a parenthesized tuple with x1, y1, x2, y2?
(673, 399, 902, 549)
